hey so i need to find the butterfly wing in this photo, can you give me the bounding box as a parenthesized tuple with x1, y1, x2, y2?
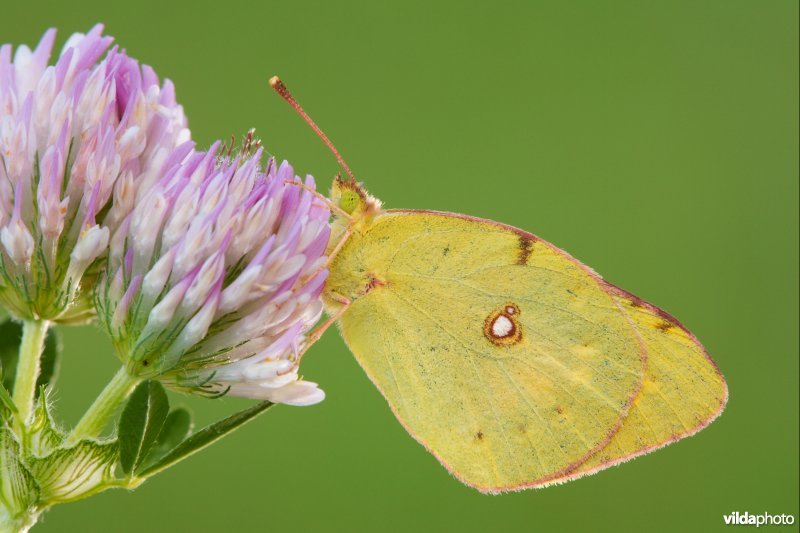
(328, 211, 647, 492)
(564, 285, 728, 481)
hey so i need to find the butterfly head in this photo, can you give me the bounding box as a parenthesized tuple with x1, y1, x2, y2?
(330, 174, 383, 221)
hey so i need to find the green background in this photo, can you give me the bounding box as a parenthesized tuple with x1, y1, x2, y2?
(2, 1, 798, 531)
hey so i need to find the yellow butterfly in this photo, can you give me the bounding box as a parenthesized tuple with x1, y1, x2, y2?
(270, 77, 728, 493)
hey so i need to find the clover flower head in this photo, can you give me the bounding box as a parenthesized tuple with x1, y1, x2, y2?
(98, 142, 330, 406)
(0, 25, 189, 322)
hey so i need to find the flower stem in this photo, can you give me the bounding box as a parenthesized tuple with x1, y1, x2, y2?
(12, 320, 50, 432)
(66, 367, 141, 445)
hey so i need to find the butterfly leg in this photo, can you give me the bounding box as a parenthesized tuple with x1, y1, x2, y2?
(294, 292, 351, 363)
(300, 223, 354, 286)
(323, 225, 353, 269)
(284, 179, 354, 221)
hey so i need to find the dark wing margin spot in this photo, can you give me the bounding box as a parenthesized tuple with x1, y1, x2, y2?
(517, 236, 534, 265)
(656, 320, 674, 332)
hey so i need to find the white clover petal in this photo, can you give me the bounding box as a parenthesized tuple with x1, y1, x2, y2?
(1, 218, 34, 265)
(70, 225, 109, 264)
(241, 359, 294, 381)
(268, 381, 325, 406)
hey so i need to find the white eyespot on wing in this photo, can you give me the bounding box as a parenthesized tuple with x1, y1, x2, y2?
(492, 315, 514, 338)
(484, 303, 522, 346)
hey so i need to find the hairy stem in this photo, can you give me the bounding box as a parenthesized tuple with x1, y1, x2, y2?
(0, 509, 39, 533)
(12, 320, 50, 433)
(66, 367, 141, 445)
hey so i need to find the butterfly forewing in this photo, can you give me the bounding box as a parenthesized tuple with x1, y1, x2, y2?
(330, 211, 646, 492)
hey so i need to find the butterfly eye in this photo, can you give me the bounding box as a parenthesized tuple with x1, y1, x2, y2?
(339, 189, 362, 214)
(483, 303, 523, 346)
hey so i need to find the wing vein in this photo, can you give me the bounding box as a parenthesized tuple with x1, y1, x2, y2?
(397, 293, 526, 483)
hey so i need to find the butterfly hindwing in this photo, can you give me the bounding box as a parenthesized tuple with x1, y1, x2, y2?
(329, 211, 646, 492)
(563, 286, 728, 481)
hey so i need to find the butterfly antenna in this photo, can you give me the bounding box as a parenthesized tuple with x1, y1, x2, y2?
(269, 76, 356, 183)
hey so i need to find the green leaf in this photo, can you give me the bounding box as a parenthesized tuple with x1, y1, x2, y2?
(0, 320, 62, 395)
(144, 408, 193, 467)
(139, 401, 274, 479)
(28, 394, 65, 457)
(118, 380, 169, 475)
(0, 381, 16, 416)
(28, 439, 118, 505)
(0, 428, 39, 519)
